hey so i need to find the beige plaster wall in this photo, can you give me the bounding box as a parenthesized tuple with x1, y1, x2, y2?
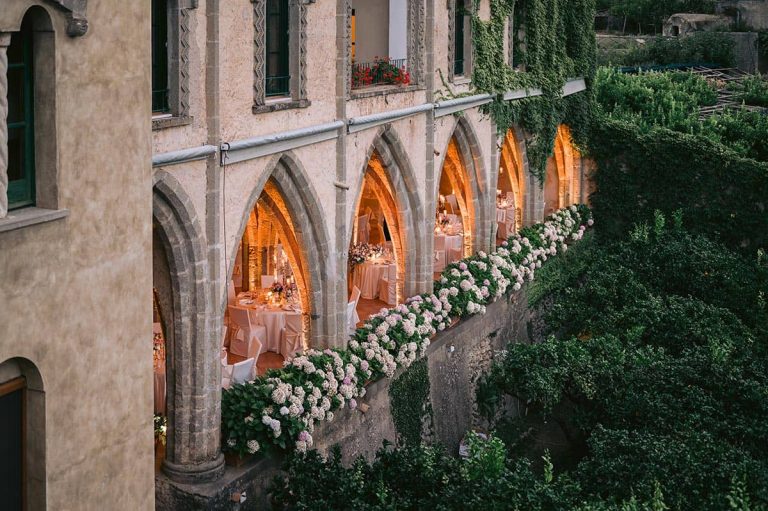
(0, 1, 154, 510)
(218, 0, 337, 142)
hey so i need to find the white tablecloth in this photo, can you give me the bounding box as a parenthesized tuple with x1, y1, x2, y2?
(353, 260, 395, 300)
(238, 301, 302, 355)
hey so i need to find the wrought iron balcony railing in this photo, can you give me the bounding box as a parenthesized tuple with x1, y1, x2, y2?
(351, 58, 410, 90)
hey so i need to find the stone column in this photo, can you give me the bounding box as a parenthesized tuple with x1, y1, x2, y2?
(0, 33, 11, 219)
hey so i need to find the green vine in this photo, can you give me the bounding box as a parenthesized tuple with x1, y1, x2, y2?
(389, 359, 432, 446)
(471, 0, 596, 181)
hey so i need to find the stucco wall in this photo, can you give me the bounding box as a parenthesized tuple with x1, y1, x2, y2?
(0, 1, 154, 510)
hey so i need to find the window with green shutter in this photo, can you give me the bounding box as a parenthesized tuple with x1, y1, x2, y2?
(152, 0, 170, 113)
(265, 0, 290, 97)
(454, 0, 466, 76)
(6, 20, 35, 210)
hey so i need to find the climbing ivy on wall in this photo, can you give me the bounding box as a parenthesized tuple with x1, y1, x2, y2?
(471, 0, 597, 181)
(389, 359, 432, 446)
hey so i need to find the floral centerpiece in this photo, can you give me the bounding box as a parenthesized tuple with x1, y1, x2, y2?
(270, 280, 285, 297)
(349, 243, 383, 268)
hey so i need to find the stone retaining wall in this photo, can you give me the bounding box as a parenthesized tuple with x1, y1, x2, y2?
(156, 285, 534, 510)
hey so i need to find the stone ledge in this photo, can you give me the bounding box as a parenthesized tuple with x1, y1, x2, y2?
(350, 84, 422, 100)
(152, 115, 194, 131)
(0, 207, 69, 234)
(252, 98, 311, 114)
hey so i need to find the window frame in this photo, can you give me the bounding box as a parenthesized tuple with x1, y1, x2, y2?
(151, 0, 195, 129)
(0, 377, 26, 511)
(253, 0, 310, 113)
(152, 0, 171, 114)
(7, 23, 36, 210)
(448, 0, 472, 82)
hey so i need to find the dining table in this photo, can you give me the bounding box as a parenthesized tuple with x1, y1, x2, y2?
(236, 295, 302, 356)
(352, 258, 395, 300)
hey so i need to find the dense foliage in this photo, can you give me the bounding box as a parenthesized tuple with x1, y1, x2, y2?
(270, 435, 673, 510)
(596, 0, 716, 33)
(470, 0, 596, 181)
(589, 68, 768, 252)
(595, 68, 768, 160)
(727, 74, 768, 108)
(588, 116, 768, 253)
(602, 32, 734, 67)
(389, 359, 431, 446)
(479, 217, 768, 510)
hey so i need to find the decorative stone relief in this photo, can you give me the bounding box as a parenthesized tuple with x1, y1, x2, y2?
(252, 0, 267, 106)
(447, 0, 457, 81)
(45, 0, 88, 37)
(0, 34, 10, 219)
(408, 0, 426, 84)
(178, 7, 192, 117)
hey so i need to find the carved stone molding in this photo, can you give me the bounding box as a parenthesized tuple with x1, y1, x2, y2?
(45, 0, 88, 37)
(408, 0, 426, 85)
(0, 34, 10, 219)
(447, 0, 456, 81)
(252, 0, 267, 106)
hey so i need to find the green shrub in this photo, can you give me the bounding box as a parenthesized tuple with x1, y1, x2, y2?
(480, 223, 768, 510)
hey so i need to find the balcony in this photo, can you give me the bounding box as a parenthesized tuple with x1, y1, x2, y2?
(351, 58, 411, 90)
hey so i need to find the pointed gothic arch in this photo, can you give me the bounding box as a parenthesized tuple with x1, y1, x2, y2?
(544, 125, 578, 216)
(434, 116, 489, 256)
(498, 126, 528, 229)
(348, 125, 427, 303)
(228, 152, 336, 347)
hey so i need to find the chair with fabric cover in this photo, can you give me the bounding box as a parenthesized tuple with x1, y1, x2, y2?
(221, 358, 234, 388)
(347, 301, 359, 335)
(497, 221, 508, 240)
(280, 313, 303, 359)
(447, 245, 463, 265)
(231, 358, 256, 386)
(357, 214, 370, 243)
(377, 264, 397, 305)
(228, 306, 267, 358)
(446, 194, 459, 214)
(506, 191, 515, 202)
(221, 325, 229, 350)
(347, 286, 362, 334)
(260, 275, 276, 289)
(434, 235, 447, 273)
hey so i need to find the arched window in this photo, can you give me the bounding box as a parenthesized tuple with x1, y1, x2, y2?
(2, 7, 57, 219)
(450, 0, 472, 80)
(0, 358, 46, 510)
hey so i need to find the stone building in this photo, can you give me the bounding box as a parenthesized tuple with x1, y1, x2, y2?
(0, 1, 153, 510)
(0, 0, 588, 509)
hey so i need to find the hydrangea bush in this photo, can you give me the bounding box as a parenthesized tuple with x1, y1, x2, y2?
(221, 205, 593, 457)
